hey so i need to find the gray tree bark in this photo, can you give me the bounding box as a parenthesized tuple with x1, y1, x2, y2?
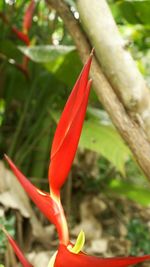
(77, 0, 150, 141)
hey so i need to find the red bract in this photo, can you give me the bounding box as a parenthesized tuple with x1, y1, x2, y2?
(49, 52, 93, 198)
(4, 155, 69, 245)
(23, 0, 35, 33)
(55, 245, 150, 267)
(1, 227, 33, 267)
(12, 26, 30, 45)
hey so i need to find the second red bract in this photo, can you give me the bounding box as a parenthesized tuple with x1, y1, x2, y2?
(4, 51, 150, 267)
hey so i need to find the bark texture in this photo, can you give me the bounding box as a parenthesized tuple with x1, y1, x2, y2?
(77, 0, 150, 140)
(46, 0, 150, 181)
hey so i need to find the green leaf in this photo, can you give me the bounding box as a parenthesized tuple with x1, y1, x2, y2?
(79, 111, 130, 174)
(0, 40, 21, 59)
(18, 45, 76, 63)
(118, 0, 150, 25)
(108, 179, 150, 206)
(69, 230, 85, 254)
(54, 50, 82, 88)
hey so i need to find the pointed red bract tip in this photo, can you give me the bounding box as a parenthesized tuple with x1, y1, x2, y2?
(12, 26, 30, 45)
(50, 53, 92, 160)
(4, 155, 69, 245)
(1, 227, 33, 267)
(55, 245, 150, 267)
(49, 54, 93, 197)
(4, 154, 57, 223)
(23, 0, 35, 33)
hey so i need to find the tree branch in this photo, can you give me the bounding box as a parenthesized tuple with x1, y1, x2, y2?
(77, 0, 150, 141)
(46, 0, 150, 181)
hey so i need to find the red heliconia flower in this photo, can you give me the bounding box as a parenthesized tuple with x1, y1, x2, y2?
(1, 227, 33, 267)
(23, 0, 35, 34)
(49, 52, 93, 199)
(4, 51, 150, 267)
(55, 245, 150, 267)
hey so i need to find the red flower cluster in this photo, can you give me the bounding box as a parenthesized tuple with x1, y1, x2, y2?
(0, 0, 35, 77)
(12, 0, 35, 77)
(2, 51, 150, 267)
(12, 0, 35, 45)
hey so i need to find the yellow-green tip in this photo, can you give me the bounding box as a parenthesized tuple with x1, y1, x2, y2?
(68, 230, 85, 254)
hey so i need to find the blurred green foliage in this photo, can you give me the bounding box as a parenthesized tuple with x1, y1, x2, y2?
(0, 214, 15, 254)
(127, 218, 150, 255)
(109, 0, 150, 86)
